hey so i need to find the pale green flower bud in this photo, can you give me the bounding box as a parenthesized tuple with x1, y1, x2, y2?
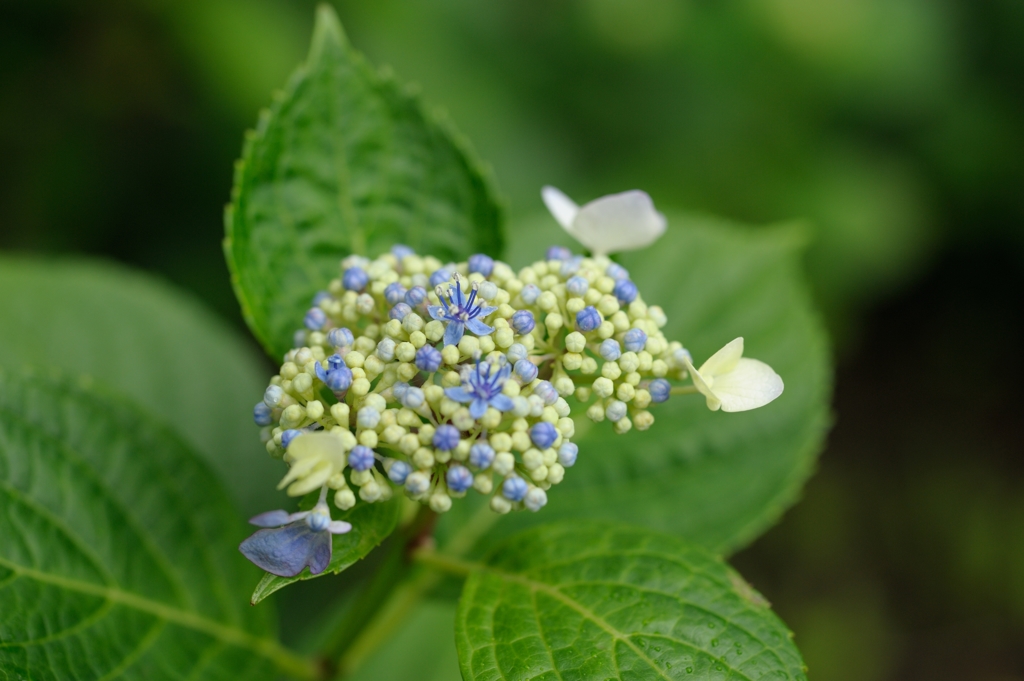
(493, 452, 515, 475)
(424, 320, 445, 342)
(335, 488, 356, 510)
(565, 331, 586, 353)
(565, 298, 586, 316)
(490, 495, 512, 514)
(490, 432, 512, 452)
(281, 404, 306, 428)
(562, 352, 583, 371)
(473, 473, 493, 494)
(633, 410, 655, 430)
(306, 400, 324, 420)
(619, 352, 639, 373)
(396, 341, 416, 363)
(430, 493, 452, 513)
(544, 312, 564, 333)
(592, 377, 614, 398)
(441, 345, 460, 366)
(613, 417, 632, 434)
(412, 447, 435, 468)
(601, 361, 622, 380)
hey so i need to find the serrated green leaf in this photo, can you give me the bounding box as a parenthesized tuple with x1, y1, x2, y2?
(567, 216, 830, 552)
(225, 4, 503, 358)
(0, 367, 315, 681)
(439, 212, 831, 555)
(454, 522, 807, 681)
(249, 495, 402, 605)
(0, 256, 279, 517)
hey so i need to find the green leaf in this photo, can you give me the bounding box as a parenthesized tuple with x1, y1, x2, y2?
(249, 495, 402, 605)
(225, 4, 503, 358)
(439, 212, 831, 555)
(453, 522, 807, 681)
(0, 367, 315, 681)
(0, 256, 280, 517)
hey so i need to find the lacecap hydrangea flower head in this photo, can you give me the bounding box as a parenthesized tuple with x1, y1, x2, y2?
(241, 187, 784, 576)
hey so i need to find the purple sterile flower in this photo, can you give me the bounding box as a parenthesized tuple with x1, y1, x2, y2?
(510, 310, 535, 335)
(388, 460, 412, 484)
(606, 262, 630, 280)
(305, 308, 327, 331)
(613, 279, 638, 304)
(239, 501, 351, 578)
(433, 424, 461, 451)
(502, 476, 528, 502)
(312, 290, 332, 306)
(446, 464, 474, 493)
(649, 378, 671, 403)
(328, 327, 354, 347)
(429, 268, 453, 287)
(469, 442, 496, 469)
(405, 286, 427, 307)
(348, 445, 375, 471)
(389, 302, 413, 320)
(514, 359, 538, 383)
(315, 360, 353, 392)
(468, 253, 495, 277)
(546, 245, 573, 261)
(530, 422, 558, 448)
(415, 345, 443, 373)
(623, 328, 648, 352)
(392, 244, 416, 260)
(385, 282, 407, 305)
(342, 267, 369, 291)
(254, 402, 273, 427)
(428, 276, 498, 346)
(281, 429, 302, 449)
(576, 306, 602, 332)
(444, 360, 515, 419)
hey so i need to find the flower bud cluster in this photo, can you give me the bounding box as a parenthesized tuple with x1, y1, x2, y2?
(253, 245, 715, 517)
(255, 246, 596, 516)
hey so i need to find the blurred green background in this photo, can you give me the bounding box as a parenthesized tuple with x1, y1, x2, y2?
(2, 0, 1022, 678)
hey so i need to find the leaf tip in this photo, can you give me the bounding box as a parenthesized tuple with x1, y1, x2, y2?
(311, 3, 348, 58)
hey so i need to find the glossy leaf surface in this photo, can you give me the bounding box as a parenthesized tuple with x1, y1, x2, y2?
(225, 5, 503, 358)
(455, 522, 807, 681)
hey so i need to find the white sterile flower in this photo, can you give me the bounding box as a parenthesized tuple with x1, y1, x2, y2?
(683, 337, 784, 413)
(541, 185, 667, 256)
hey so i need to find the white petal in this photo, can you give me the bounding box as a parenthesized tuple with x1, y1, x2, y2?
(710, 358, 784, 412)
(699, 337, 744, 379)
(541, 186, 580, 231)
(328, 520, 353, 534)
(683, 357, 722, 411)
(571, 190, 666, 256)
